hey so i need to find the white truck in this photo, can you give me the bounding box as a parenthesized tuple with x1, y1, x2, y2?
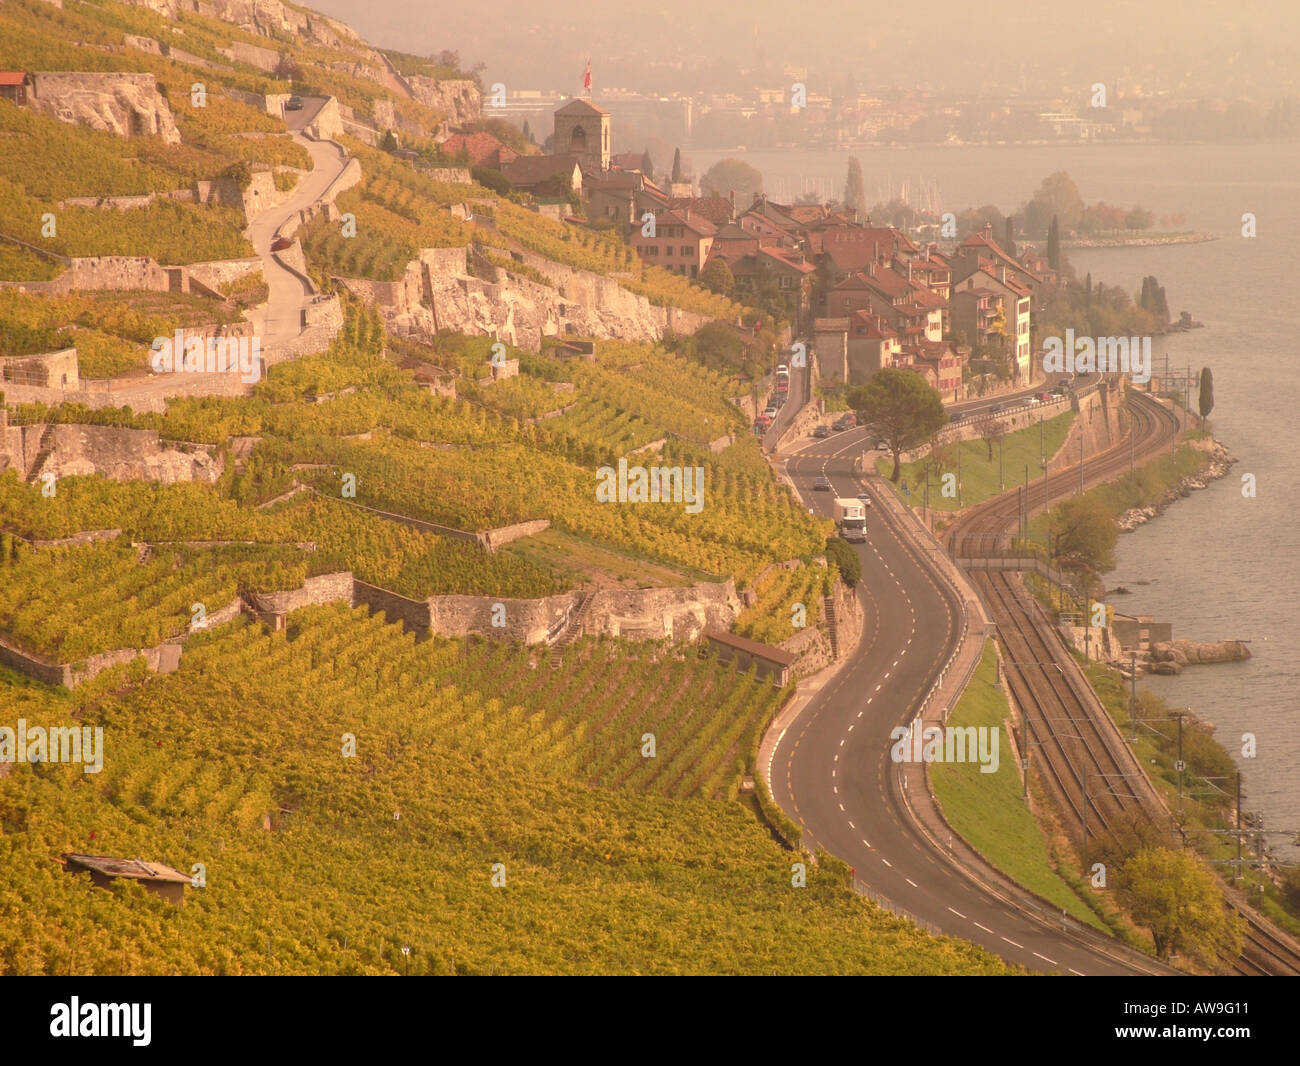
(833, 497, 867, 543)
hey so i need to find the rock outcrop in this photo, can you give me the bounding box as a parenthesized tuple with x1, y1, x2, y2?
(409, 78, 481, 129)
(29, 72, 181, 145)
(1150, 639, 1251, 667)
(29, 426, 222, 484)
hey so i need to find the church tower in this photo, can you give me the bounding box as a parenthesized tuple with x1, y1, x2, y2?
(553, 98, 610, 173)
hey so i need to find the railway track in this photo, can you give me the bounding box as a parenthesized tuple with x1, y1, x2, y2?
(946, 387, 1300, 976)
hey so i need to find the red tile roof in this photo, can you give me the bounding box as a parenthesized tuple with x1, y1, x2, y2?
(667, 196, 733, 225)
(438, 131, 517, 168)
(656, 208, 718, 236)
(0, 72, 28, 86)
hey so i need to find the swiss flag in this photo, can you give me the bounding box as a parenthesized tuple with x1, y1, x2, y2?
(583, 60, 592, 92)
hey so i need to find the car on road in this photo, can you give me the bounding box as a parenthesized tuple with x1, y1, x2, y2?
(855, 492, 872, 506)
(812, 425, 832, 439)
(832, 412, 857, 430)
(988, 402, 1005, 414)
(286, 95, 304, 111)
(270, 236, 293, 251)
(1024, 396, 1041, 407)
(1050, 383, 1068, 396)
(813, 476, 832, 491)
(764, 406, 779, 420)
(1035, 391, 1050, 402)
(949, 411, 964, 422)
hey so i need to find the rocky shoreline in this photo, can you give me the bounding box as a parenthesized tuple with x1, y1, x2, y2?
(1064, 232, 1218, 248)
(1117, 437, 1237, 532)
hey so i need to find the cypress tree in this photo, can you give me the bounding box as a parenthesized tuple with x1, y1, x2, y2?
(1198, 366, 1214, 424)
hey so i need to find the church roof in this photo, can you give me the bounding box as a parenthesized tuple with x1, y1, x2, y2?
(555, 98, 609, 117)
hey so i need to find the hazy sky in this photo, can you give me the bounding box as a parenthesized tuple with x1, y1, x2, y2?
(308, 0, 1300, 98)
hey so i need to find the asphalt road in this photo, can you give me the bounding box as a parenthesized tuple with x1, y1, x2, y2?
(771, 430, 1151, 974)
(248, 97, 350, 352)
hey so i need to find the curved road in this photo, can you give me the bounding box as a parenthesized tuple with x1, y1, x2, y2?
(247, 98, 350, 352)
(770, 425, 1155, 975)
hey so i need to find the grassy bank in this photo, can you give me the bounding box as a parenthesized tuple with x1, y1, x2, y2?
(930, 640, 1110, 931)
(878, 410, 1074, 512)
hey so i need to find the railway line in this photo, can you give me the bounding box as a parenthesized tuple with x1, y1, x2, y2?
(946, 386, 1300, 975)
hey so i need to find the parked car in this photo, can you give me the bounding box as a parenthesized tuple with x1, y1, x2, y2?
(286, 95, 304, 111)
(776, 363, 789, 375)
(813, 425, 832, 439)
(834, 412, 857, 428)
(813, 476, 832, 491)
(270, 236, 293, 252)
(764, 407, 779, 420)
(832, 416, 853, 431)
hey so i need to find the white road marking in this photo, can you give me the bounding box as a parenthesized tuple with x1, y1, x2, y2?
(973, 922, 994, 934)
(1000, 937, 1024, 949)
(881, 858, 892, 868)
(947, 907, 966, 919)
(1068, 968, 1085, 977)
(905, 878, 917, 888)
(1033, 952, 1058, 966)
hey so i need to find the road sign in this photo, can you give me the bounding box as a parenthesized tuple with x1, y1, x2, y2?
(902, 484, 910, 498)
(1174, 760, 1186, 773)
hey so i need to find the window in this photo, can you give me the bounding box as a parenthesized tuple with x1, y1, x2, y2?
(682, 245, 692, 257)
(666, 246, 674, 256)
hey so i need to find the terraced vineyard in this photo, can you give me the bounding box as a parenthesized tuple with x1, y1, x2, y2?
(0, 606, 1013, 975)
(734, 564, 832, 645)
(0, 539, 316, 661)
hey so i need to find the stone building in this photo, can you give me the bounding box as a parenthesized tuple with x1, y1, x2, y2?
(553, 97, 610, 173)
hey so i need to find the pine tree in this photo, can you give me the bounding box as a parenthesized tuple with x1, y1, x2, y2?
(640, 150, 654, 180)
(1084, 271, 1092, 312)
(1047, 215, 1061, 270)
(671, 147, 682, 184)
(522, 119, 534, 144)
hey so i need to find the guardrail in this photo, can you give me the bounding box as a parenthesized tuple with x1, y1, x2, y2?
(853, 879, 942, 936)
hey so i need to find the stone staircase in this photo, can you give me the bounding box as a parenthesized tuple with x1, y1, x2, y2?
(823, 594, 839, 660)
(550, 591, 592, 669)
(26, 424, 55, 484)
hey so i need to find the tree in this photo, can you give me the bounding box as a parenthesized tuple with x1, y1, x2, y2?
(640, 150, 654, 180)
(824, 537, 861, 588)
(698, 256, 735, 297)
(521, 119, 534, 144)
(1027, 172, 1084, 236)
(1199, 366, 1214, 425)
(847, 368, 947, 483)
(1047, 495, 1117, 572)
(978, 418, 1007, 462)
(843, 156, 867, 220)
(1047, 215, 1061, 271)
(1004, 217, 1016, 258)
(701, 159, 763, 204)
(379, 129, 399, 153)
(671, 147, 682, 184)
(1116, 847, 1246, 967)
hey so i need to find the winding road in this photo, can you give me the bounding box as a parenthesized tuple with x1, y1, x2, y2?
(766, 393, 1179, 974)
(247, 98, 350, 352)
